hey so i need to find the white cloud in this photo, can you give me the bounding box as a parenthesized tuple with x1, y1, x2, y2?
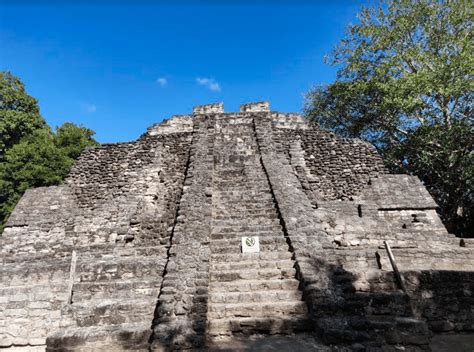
(82, 102, 97, 113)
(156, 77, 168, 87)
(196, 77, 221, 92)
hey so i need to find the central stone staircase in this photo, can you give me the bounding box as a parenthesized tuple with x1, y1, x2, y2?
(207, 116, 309, 341)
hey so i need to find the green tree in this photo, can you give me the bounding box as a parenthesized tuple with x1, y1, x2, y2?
(0, 71, 99, 233)
(0, 129, 72, 228)
(0, 71, 47, 159)
(304, 0, 473, 236)
(55, 122, 99, 159)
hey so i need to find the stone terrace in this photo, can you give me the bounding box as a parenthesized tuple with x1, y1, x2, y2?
(0, 101, 472, 351)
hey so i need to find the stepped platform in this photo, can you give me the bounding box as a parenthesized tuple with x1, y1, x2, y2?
(1, 101, 472, 351)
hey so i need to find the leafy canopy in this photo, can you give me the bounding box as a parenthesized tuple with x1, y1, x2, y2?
(0, 71, 99, 233)
(55, 122, 99, 160)
(0, 72, 47, 159)
(305, 0, 473, 236)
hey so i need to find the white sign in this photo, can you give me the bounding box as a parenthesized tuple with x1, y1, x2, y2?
(242, 236, 260, 253)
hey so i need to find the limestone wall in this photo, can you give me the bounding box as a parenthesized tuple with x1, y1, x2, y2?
(253, 111, 473, 349)
(1, 115, 193, 350)
(0, 259, 70, 348)
(1, 104, 472, 351)
(146, 115, 193, 136)
(273, 127, 387, 202)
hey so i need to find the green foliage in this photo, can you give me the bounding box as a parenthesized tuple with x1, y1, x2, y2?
(0, 130, 72, 228)
(55, 122, 99, 159)
(389, 122, 473, 235)
(0, 71, 99, 233)
(305, 0, 473, 236)
(0, 72, 47, 159)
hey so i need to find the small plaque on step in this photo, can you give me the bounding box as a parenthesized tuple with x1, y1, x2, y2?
(242, 236, 259, 253)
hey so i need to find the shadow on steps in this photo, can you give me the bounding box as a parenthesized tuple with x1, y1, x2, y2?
(205, 333, 330, 352)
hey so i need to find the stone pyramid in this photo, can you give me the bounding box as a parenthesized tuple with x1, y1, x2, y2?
(1, 102, 472, 351)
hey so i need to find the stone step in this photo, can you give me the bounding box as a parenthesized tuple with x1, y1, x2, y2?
(215, 215, 274, 225)
(67, 298, 155, 327)
(212, 224, 282, 234)
(210, 259, 294, 271)
(214, 187, 270, 195)
(0, 245, 166, 265)
(214, 140, 256, 146)
(1, 245, 169, 264)
(214, 199, 275, 206)
(0, 250, 68, 265)
(306, 288, 412, 316)
(76, 258, 166, 282)
(210, 242, 288, 254)
(213, 210, 278, 220)
(72, 279, 162, 302)
(215, 124, 253, 129)
(0, 284, 68, 299)
(46, 323, 151, 351)
(339, 232, 460, 248)
(211, 218, 280, 227)
(215, 149, 258, 155)
(215, 165, 264, 169)
(310, 246, 473, 258)
(211, 267, 296, 282)
(429, 237, 462, 245)
(316, 315, 430, 346)
(460, 238, 474, 248)
(214, 171, 266, 176)
(214, 187, 270, 193)
(1, 262, 71, 286)
(211, 231, 284, 240)
(215, 189, 272, 197)
(214, 168, 264, 174)
(209, 289, 303, 304)
(208, 301, 307, 319)
(209, 279, 300, 292)
(216, 162, 263, 168)
(215, 176, 267, 181)
(213, 181, 269, 187)
(211, 251, 293, 262)
(345, 231, 453, 241)
(215, 175, 270, 185)
(213, 207, 278, 220)
(207, 316, 310, 336)
(215, 129, 253, 135)
(210, 236, 287, 247)
(213, 168, 265, 174)
(213, 203, 276, 212)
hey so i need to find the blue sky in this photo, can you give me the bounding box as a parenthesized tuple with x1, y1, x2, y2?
(0, 1, 372, 143)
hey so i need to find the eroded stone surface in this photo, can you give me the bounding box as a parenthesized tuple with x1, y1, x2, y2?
(1, 102, 472, 351)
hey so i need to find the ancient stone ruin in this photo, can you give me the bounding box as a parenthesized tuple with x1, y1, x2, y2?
(1, 102, 473, 351)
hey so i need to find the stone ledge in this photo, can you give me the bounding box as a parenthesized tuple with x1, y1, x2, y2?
(240, 101, 270, 112)
(193, 102, 224, 114)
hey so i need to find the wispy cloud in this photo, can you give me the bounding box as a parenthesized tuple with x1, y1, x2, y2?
(196, 77, 221, 92)
(81, 102, 97, 113)
(156, 77, 167, 87)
